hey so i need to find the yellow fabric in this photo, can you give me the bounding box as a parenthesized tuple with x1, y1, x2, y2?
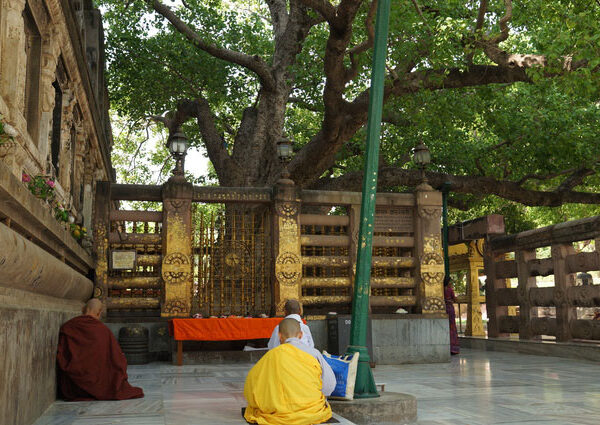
(244, 343, 332, 425)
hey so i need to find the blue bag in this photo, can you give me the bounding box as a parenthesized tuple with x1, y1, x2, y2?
(322, 351, 359, 400)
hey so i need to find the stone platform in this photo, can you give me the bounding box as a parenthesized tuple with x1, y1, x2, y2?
(33, 348, 600, 425)
(460, 335, 600, 363)
(330, 392, 417, 425)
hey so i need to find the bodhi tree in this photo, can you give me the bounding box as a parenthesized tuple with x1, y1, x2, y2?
(101, 0, 600, 215)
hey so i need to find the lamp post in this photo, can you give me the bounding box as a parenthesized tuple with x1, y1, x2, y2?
(344, 0, 392, 399)
(413, 141, 432, 191)
(276, 136, 294, 185)
(167, 129, 189, 178)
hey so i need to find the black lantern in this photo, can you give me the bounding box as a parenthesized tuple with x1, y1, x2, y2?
(413, 141, 432, 189)
(276, 136, 293, 163)
(276, 136, 294, 183)
(167, 130, 189, 176)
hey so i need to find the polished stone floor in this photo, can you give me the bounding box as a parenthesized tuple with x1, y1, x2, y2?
(34, 349, 600, 425)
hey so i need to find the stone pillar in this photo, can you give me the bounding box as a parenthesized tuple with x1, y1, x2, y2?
(553, 243, 576, 341)
(516, 249, 538, 340)
(93, 181, 110, 307)
(414, 186, 444, 314)
(272, 180, 302, 316)
(37, 32, 59, 156)
(0, 0, 27, 115)
(482, 248, 508, 338)
(465, 245, 485, 336)
(161, 177, 194, 317)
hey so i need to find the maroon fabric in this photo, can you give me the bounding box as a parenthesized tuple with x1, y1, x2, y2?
(57, 315, 144, 401)
(444, 286, 460, 355)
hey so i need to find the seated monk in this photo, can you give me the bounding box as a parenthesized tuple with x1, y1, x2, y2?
(268, 299, 314, 349)
(244, 318, 336, 425)
(57, 299, 144, 401)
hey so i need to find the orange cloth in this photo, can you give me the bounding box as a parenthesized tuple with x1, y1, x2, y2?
(169, 318, 286, 341)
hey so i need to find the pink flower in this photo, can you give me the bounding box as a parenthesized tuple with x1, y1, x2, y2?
(22, 173, 31, 183)
(46, 179, 55, 188)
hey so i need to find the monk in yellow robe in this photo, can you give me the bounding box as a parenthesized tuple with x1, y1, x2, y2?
(244, 318, 336, 425)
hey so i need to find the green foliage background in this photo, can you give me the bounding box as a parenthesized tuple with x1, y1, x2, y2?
(101, 0, 600, 232)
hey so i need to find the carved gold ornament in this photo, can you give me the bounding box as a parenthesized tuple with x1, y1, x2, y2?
(164, 299, 187, 314)
(275, 252, 302, 286)
(93, 286, 103, 298)
(276, 202, 299, 218)
(420, 252, 444, 286)
(162, 252, 191, 284)
(423, 297, 445, 312)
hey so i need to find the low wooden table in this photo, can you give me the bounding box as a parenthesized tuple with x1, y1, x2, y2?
(169, 318, 284, 365)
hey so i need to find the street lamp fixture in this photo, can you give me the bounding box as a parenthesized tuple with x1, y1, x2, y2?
(413, 141, 432, 190)
(167, 129, 189, 177)
(276, 136, 294, 184)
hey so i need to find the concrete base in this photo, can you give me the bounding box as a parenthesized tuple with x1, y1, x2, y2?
(330, 392, 417, 425)
(460, 336, 600, 362)
(174, 349, 268, 365)
(309, 315, 450, 365)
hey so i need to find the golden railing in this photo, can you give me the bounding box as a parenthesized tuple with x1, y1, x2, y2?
(193, 207, 270, 317)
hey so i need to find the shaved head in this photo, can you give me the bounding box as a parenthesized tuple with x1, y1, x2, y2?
(83, 298, 103, 318)
(278, 318, 302, 341)
(284, 299, 301, 316)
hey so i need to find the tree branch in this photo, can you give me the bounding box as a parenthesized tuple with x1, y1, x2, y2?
(410, 0, 432, 32)
(148, 0, 276, 90)
(298, 0, 337, 24)
(314, 167, 600, 207)
(474, 0, 488, 33)
(346, 0, 377, 82)
(557, 168, 596, 192)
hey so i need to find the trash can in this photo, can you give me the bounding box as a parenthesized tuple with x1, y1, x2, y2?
(326, 313, 374, 360)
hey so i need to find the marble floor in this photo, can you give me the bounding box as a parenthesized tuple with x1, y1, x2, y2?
(33, 348, 600, 425)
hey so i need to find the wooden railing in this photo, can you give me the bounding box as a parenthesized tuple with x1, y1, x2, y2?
(484, 215, 600, 342)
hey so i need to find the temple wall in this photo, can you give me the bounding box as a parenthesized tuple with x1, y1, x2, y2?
(0, 287, 82, 425)
(0, 1, 112, 423)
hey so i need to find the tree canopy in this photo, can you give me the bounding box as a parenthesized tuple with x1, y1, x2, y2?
(101, 0, 600, 230)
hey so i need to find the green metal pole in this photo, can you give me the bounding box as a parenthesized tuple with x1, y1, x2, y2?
(345, 0, 391, 399)
(442, 182, 451, 277)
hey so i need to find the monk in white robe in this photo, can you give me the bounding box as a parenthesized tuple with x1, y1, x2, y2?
(268, 299, 314, 349)
(244, 318, 336, 425)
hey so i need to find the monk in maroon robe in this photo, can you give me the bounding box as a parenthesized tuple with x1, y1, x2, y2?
(57, 299, 144, 401)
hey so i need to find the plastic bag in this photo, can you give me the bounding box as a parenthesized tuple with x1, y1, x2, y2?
(322, 351, 359, 400)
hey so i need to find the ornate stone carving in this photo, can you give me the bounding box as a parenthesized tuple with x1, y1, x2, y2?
(423, 235, 442, 254)
(531, 319, 552, 336)
(276, 202, 298, 218)
(169, 200, 186, 210)
(553, 288, 566, 306)
(423, 297, 445, 312)
(161, 252, 191, 284)
(569, 285, 593, 307)
(275, 252, 302, 286)
(163, 300, 187, 314)
(418, 207, 441, 219)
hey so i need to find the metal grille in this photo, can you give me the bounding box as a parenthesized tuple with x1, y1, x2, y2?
(193, 206, 271, 316)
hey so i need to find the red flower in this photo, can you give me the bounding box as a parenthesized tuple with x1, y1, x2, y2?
(46, 179, 55, 188)
(22, 173, 31, 183)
